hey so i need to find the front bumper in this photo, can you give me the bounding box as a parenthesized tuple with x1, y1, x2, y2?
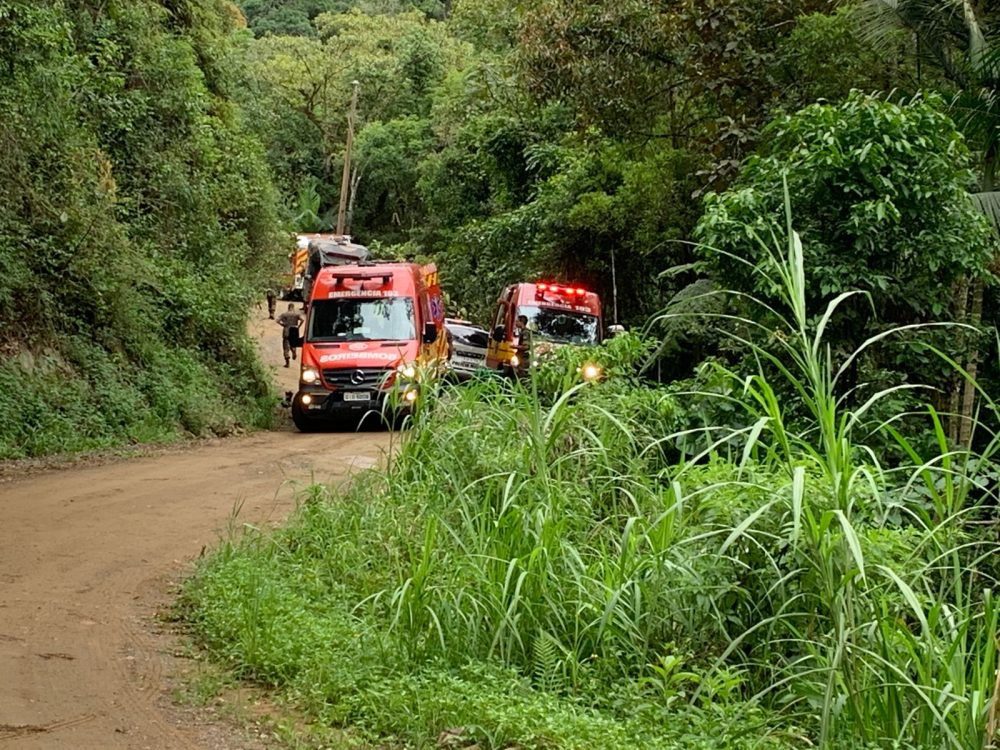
(293, 383, 419, 420)
(294, 386, 388, 416)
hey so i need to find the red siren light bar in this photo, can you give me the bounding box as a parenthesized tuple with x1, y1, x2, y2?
(331, 270, 392, 285)
(536, 282, 587, 298)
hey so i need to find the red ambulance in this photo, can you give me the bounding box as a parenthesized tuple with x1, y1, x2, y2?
(292, 262, 447, 430)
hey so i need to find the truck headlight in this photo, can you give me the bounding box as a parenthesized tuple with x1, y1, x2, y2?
(510, 354, 520, 368)
(581, 363, 602, 382)
(301, 367, 320, 384)
(397, 364, 416, 379)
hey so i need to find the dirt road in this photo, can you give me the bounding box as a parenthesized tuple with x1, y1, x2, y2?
(0, 307, 390, 749)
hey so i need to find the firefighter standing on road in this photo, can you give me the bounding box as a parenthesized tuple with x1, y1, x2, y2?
(276, 303, 303, 368)
(513, 314, 532, 377)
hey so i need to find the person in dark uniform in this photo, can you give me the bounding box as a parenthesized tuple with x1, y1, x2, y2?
(513, 314, 532, 376)
(265, 287, 277, 319)
(276, 303, 303, 367)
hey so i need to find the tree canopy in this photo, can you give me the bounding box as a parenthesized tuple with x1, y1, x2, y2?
(5, 0, 998, 454)
(697, 92, 992, 322)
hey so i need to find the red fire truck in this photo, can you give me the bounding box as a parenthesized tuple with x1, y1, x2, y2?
(284, 234, 369, 301)
(485, 282, 603, 375)
(292, 262, 448, 430)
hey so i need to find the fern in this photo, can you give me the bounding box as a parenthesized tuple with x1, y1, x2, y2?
(531, 630, 561, 693)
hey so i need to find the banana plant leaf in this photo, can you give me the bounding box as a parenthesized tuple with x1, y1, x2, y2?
(973, 191, 1000, 235)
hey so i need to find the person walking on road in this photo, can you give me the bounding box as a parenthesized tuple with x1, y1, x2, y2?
(276, 303, 304, 368)
(265, 287, 277, 319)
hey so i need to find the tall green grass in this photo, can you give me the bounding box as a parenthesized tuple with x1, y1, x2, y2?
(649, 198, 1000, 748)
(184, 206, 1000, 748)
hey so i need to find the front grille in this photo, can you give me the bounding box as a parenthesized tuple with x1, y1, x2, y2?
(322, 367, 392, 389)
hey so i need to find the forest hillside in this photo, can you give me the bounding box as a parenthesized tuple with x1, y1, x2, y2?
(0, 0, 286, 458)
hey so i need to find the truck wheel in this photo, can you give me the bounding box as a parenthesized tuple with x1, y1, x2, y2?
(291, 401, 319, 432)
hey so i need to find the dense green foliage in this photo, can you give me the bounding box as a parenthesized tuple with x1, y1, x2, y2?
(0, 0, 285, 458)
(7, 0, 1000, 744)
(696, 93, 995, 402)
(229, 0, 1000, 369)
(185, 229, 1000, 748)
(699, 94, 991, 320)
(238, 0, 446, 36)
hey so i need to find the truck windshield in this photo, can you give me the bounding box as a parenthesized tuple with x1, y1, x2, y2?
(517, 305, 599, 345)
(308, 298, 415, 342)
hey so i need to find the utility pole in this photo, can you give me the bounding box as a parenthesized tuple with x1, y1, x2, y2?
(610, 246, 619, 325)
(336, 80, 360, 236)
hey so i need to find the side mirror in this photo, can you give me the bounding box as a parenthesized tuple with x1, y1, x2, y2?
(288, 327, 303, 348)
(492, 325, 506, 342)
(422, 321, 437, 345)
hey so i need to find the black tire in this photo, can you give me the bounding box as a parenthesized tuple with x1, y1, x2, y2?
(291, 401, 320, 432)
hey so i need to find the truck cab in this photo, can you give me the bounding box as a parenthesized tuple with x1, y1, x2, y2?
(292, 262, 447, 430)
(486, 282, 603, 374)
(285, 234, 369, 300)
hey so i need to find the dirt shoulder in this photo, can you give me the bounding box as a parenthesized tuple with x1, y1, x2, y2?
(0, 306, 387, 750)
(0, 302, 308, 486)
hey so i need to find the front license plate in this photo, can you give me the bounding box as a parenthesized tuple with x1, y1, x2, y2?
(343, 392, 371, 402)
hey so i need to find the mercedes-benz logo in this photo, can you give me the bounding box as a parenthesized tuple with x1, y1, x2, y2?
(350, 370, 366, 386)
